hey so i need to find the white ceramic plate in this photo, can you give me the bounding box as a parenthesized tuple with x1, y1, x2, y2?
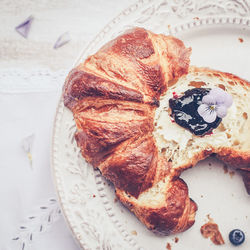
(52, 1, 250, 249)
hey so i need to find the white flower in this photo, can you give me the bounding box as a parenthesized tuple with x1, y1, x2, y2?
(197, 88, 233, 123)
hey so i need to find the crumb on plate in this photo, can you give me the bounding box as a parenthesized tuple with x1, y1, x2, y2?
(238, 37, 244, 43)
(201, 215, 225, 245)
(166, 242, 171, 250)
(131, 230, 137, 236)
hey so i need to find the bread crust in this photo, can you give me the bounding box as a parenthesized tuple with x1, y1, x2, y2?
(189, 66, 250, 89)
(116, 178, 198, 235)
(63, 28, 249, 235)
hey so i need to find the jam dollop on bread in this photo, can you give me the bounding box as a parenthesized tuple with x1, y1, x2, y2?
(169, 88, 222, 136)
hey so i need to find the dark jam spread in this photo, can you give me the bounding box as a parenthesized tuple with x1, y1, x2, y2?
(169, 88, 221, 136)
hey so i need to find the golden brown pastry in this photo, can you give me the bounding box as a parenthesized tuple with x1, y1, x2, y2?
(63, 27, 195, 235)
(63, 27, 250, 235)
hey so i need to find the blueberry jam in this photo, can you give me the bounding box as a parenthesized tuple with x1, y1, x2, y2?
(169, 88, 222, 136)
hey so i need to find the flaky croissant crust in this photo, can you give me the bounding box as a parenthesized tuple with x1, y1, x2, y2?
(63, 27, 249, 236)
(63, 27, 196, 235)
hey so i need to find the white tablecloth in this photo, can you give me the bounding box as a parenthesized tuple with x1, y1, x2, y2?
(0, 1, 136, 248)
(0, 69, 82, 250)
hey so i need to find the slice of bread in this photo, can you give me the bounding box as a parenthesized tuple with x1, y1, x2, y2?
(154, 66, 250, 184)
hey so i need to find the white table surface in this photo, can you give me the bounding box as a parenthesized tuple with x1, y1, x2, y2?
(0, 1, 136, 249)
(0, 0, 135, 70)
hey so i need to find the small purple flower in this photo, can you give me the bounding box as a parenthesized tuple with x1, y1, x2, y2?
(198, 87, 233, 123)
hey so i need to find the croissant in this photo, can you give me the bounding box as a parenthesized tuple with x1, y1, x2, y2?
(63, 27, 250, 235)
